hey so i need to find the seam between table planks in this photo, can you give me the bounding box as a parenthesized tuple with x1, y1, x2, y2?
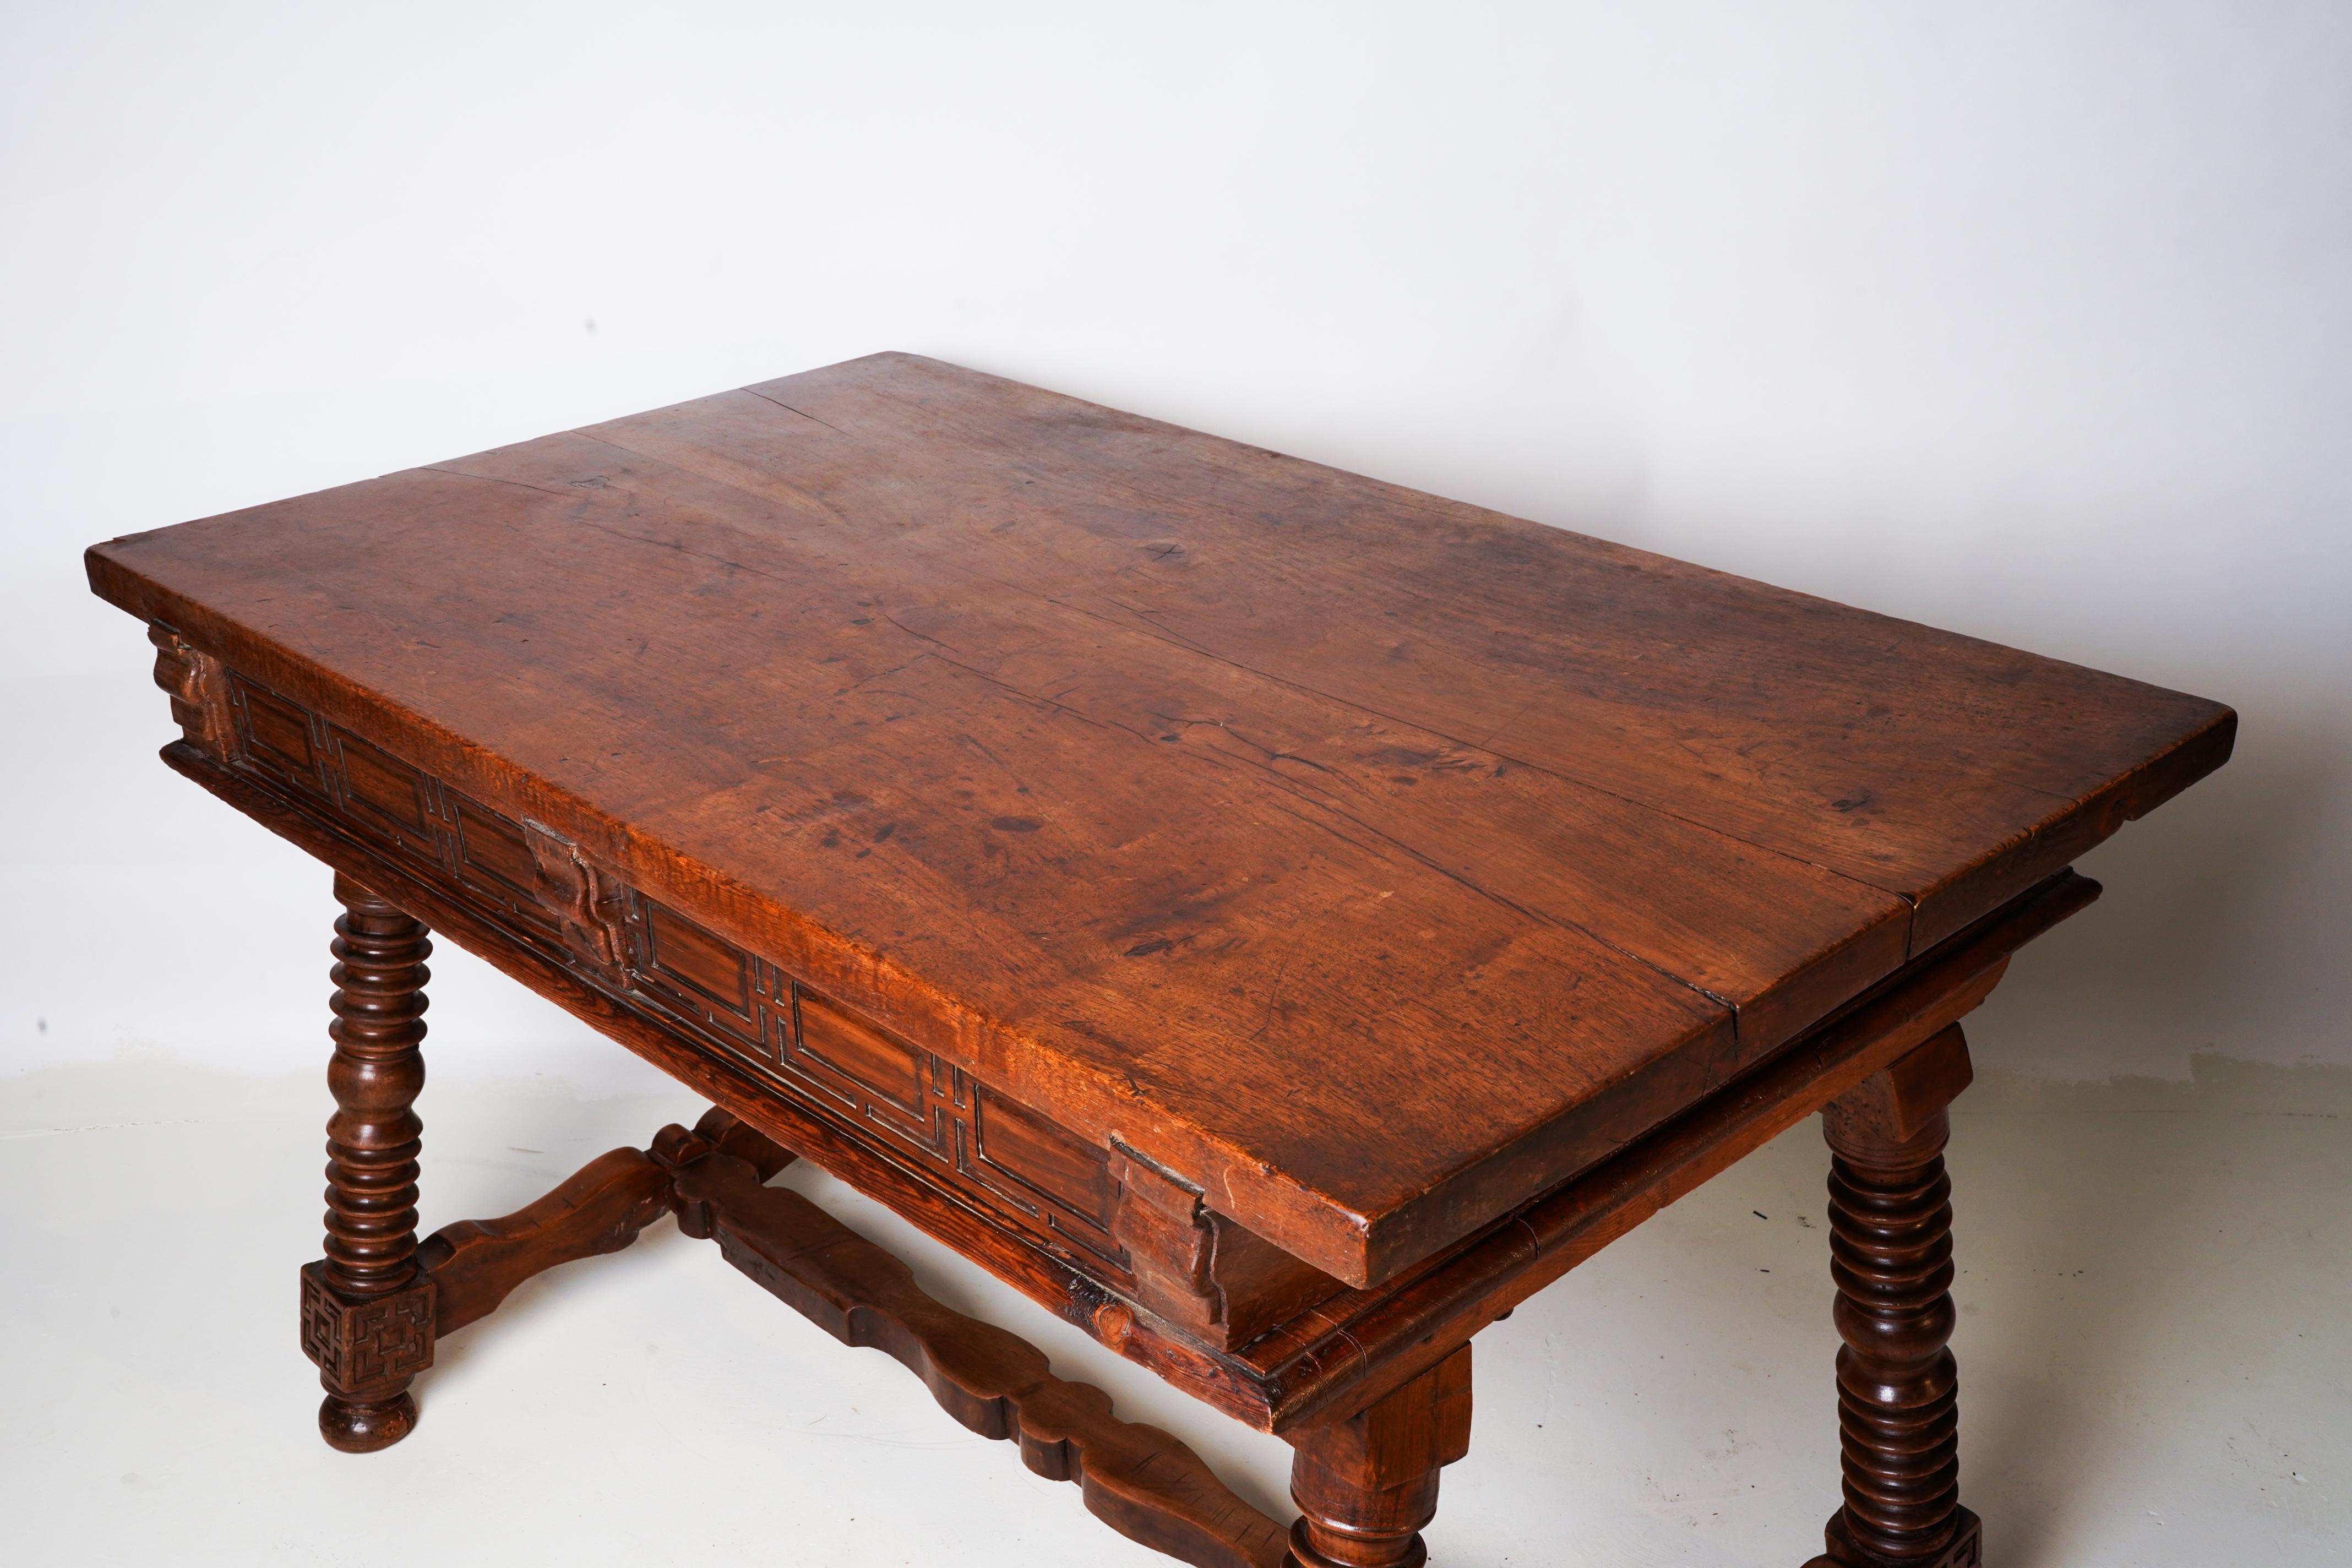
(540, 424, 1914, 1028)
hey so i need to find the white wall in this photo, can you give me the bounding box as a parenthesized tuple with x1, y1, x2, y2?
(4, 2, 2345, 1088)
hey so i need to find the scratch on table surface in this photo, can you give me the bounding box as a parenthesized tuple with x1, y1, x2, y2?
(741, 386, 848, 434)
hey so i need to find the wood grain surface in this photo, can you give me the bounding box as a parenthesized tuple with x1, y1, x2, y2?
(86, 352, 2233, 1286)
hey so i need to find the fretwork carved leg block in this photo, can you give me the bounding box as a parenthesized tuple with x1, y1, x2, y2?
(1284, 1346, 1473, 1568)
(1804, 1023, 1980, 1568)
(304, 873, 434, 1452)
(299, 1261, 434, 1397)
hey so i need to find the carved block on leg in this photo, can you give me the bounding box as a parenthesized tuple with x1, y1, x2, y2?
(1803, 1023, 1975, 1566)
(298, 1260, 437, 1419)
(1284, 1345, 1473, 1568)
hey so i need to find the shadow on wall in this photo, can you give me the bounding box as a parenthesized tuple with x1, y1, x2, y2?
(1964, 711, 2349, 1083)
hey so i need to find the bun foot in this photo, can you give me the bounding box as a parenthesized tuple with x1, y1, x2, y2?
(1288, 1514, 1428, 1567)
(319, 1389, 418, 1453)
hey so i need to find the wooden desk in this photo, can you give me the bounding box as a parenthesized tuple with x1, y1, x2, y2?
(86, 353, 2231, 1567)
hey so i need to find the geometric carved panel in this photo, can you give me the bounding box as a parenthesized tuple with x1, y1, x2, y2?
(629, 900, 1132, 1278)
(790, 989, 934, 1136)
(328, 726, 442, 865)
(631, 899, 771, 1052)
(449, 796, 560, 945)
(230, 675, 328, 797)
(969, 1084, 1118, 1235)
(298, 1262, 435, 1390)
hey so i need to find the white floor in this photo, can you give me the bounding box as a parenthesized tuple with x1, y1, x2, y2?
(3, 1053, 2345, 1567)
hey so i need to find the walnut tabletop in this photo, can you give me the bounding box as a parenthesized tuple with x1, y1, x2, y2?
(86, 352, 2231, 1298)
(89, 354, 2235, 1566)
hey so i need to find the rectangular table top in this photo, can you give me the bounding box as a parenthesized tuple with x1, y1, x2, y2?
(86, 352, 2233, 1286)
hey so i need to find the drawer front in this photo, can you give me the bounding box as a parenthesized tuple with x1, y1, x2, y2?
(215, 669, 1131, 1288)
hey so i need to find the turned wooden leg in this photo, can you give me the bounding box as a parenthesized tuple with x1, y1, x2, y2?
(300, 872, 437, 1453)
(1806, 1025, 1982, 1568)
(1284, 1346, 1472, 1568)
